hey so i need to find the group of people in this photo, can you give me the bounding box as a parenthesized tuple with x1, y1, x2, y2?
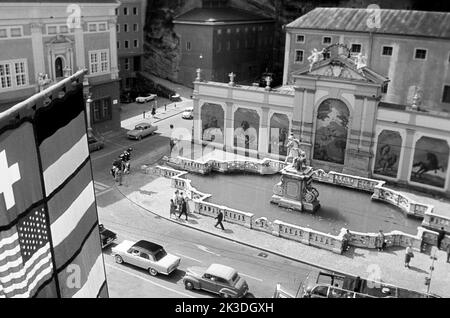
(110, 148, 133, 186)
(170, 190, 189, 220)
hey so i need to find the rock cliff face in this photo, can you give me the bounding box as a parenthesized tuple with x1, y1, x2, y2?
(143, 0, 413, 83)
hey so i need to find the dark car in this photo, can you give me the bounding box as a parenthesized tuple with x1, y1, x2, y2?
(99, 224, 117, 249)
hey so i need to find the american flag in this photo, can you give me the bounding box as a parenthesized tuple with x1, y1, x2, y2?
(0, 206, 54, 298)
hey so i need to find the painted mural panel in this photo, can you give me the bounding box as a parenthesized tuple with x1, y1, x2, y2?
(410, 136, 449, 188)
(201, 103, 224, 144)
(313, 99, 349, 165)
(373, 130, 402, 178)
(269, 113, 289, 157)
(233, 108, 259, 150)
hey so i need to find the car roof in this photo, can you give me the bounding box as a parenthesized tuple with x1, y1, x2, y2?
(133, 240, 163, 253)
(206, 264, 237, 280)
(185, 107, 194, 111)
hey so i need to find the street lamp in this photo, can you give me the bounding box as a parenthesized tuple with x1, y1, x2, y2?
(86, 95, 93, 130)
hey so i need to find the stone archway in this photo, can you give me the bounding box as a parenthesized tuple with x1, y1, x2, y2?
(55, 56, 64, 78)
(313, 98, 349, 165)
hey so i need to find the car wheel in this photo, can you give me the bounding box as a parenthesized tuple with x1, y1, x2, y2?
(114, 255, 123, 264)
(220, 292, 231, 298)
(184, 281, 194, 290)
(148, 268, 158, 276)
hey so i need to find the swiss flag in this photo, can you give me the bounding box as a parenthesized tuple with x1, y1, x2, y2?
(0, 122, 43, 227)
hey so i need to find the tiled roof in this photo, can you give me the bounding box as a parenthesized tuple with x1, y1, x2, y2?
(174, 7, 272, 23)
(286, 7, 450, 39)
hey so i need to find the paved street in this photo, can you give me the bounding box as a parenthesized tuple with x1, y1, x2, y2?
(91, 102, 319, 298)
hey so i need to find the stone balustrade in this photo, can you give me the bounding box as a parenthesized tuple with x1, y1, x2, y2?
(313, 169, 385, 192)
(147, 162, 442, 256)
(372, 185, 433, 218)
(194, 200, 253, 228)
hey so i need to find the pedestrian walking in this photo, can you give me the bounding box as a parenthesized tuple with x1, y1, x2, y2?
(342, 229, 351, 252)
(115, 167, 123, 186)
(446, 244, 450, 263)
(178, 197, 188, 220)
(437, 227, 446, 249)
(404, 244, 414, 268)
(169, 199, 177, 218)
(214, 211, 225, 230)
(151, 107, 156, 117)
(376, 230, 385, 251)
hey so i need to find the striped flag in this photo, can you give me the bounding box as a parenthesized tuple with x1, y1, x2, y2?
(0, 206, 53, 298)
(34, 84, 107, 298)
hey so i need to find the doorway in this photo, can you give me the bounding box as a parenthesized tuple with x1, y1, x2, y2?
(55, 57, 64, 78)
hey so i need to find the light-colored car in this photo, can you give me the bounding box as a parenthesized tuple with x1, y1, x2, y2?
(127, 122, 158, 140)
(112, 240, 181, 276)
(136, 93, 157, 103)
(170, 93, 181, 102)
(183, 264, 249, 298)
(182, 107, 194, 119)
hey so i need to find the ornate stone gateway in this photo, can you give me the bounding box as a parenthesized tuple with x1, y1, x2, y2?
(271, 147, 320, 212)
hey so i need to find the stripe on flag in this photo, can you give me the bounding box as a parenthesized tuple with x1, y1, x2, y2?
(42, 133, 89, 197)
(47, 164, 98, 268)
(0, 206, 54, 298)
(58, 226, 105, 298)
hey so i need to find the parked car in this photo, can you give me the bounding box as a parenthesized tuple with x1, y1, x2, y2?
(112, 240, 181, 276)
(99, 224, 117, 249)
(87, 128, 104, 152)
(136, 93, 157, 103)
(170, 93, 181, 102)
(183, 264, 249, 298)
(127, 122, 158, 140)
(182, 107, 194, 119)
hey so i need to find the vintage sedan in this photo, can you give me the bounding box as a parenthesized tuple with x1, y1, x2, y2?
(112, 240, 181, 276)
(99, 224, 117, 249)
(136, 93, 157, 103)
(181, 107, 194, 119)
(183, 264, 249, 298)
(127, 122, 158, 140)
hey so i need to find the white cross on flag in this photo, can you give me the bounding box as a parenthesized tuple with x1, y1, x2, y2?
(0, 122, 43, 227)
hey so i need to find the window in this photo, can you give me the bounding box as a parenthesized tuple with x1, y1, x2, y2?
(116, 24, 120, 32)
(124, 58, 129, 70)
(125, 77, 131, 89)
(59, 25, 68, 33)
(323, 51, 330, 59)
(186, 41, 191, 51)
(351, 44, 362, 53)
(134, 39, 138, 48)
(227, 28, 231, 34)
(115, 8, 118, 15)
(117, 41, 119, 49)
(133, 23, 138, 32)
(92, 98, 112, 123)
(47, 26, 58, 35)
(133, 56, 141, 71)
(217, 29, 222, 35)
(123, 7, 128, 15)
(217, 42, 222, 52)
(415, 48, 427, 60)
(124, 24, 128, 32)
(323, 36, 331, 44)
(133, 7, 138, 15)
(0, 59, 28, 90)
(0, 28, 7, 38)
(98, 23, 107, 31)
(88, 23, 97, 32)
(10, 27, 22, 37)
(296, 34, 304, 43)
(295, 50, 304, 63)
(381, 83, 388, 94)
(89, 50, 109, 74)
(382, 46, 393, 56)
(252, 26, 256, 32)
(245, 27, 248, 33)
(443, 85, 450, 103)
(259, 26, 263, 31)
(236, 28, 240, 33)
(236, 40, 240, 49)
(124, 40, 129, 48)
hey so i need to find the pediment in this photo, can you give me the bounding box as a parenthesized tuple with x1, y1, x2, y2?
(46, 34, 74, 45)
(292, 56, 388, 85)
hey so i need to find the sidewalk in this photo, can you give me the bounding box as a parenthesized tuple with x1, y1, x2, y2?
(120, 99, 192, 130)
(116, 168, 450, 298)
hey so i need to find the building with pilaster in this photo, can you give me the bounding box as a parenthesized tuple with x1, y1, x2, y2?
(115, 0, 146, 92)
(0, 0, 121, 133)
